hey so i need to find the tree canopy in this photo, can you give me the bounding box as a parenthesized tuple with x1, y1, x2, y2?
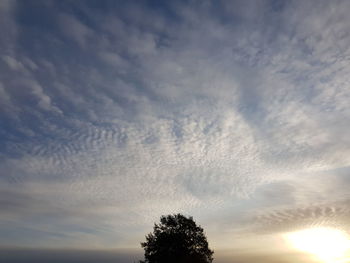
(140, 214, 214, 263)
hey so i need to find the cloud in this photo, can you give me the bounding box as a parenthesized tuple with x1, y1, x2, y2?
(253, 201, 350, 236)
(1, 0, 350, 250)
(2, 55, 25, 71)
(58, 13, 94, 48)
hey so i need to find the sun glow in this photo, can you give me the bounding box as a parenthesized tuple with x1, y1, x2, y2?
(285, 227, 350, 263)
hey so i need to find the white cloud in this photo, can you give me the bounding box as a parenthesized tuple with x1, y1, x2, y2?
(20, 79, 62, 114)
(2, 55, 25, 71)
(1, 0, 350, 250)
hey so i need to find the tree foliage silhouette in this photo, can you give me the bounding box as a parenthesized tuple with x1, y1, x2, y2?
(140, 214, 213, 263)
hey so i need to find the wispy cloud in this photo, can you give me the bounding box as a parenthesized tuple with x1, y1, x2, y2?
(0, 0, 350, 250)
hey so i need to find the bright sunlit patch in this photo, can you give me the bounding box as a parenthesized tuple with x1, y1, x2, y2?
(285, 227, 350, 263)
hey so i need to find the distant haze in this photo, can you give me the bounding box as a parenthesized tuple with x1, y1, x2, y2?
(0, 248, 318, 263)
(0, 248, 142, 263)
(1, 0, 350, 261)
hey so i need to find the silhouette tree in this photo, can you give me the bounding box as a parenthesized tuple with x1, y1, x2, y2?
(140, 214, 213, 263)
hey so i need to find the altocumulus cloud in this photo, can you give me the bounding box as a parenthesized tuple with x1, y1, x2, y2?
(0, 0, 350, 253)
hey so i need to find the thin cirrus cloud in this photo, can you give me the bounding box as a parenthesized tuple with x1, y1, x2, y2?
(0, 0, 350, 259)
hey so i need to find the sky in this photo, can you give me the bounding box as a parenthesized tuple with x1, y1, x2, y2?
(1, 0, 350, 262)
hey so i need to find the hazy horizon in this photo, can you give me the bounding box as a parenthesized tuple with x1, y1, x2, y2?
(0, 247, 320, 263)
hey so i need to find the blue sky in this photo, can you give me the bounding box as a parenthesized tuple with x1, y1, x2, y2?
(1, 0, 350, 261)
